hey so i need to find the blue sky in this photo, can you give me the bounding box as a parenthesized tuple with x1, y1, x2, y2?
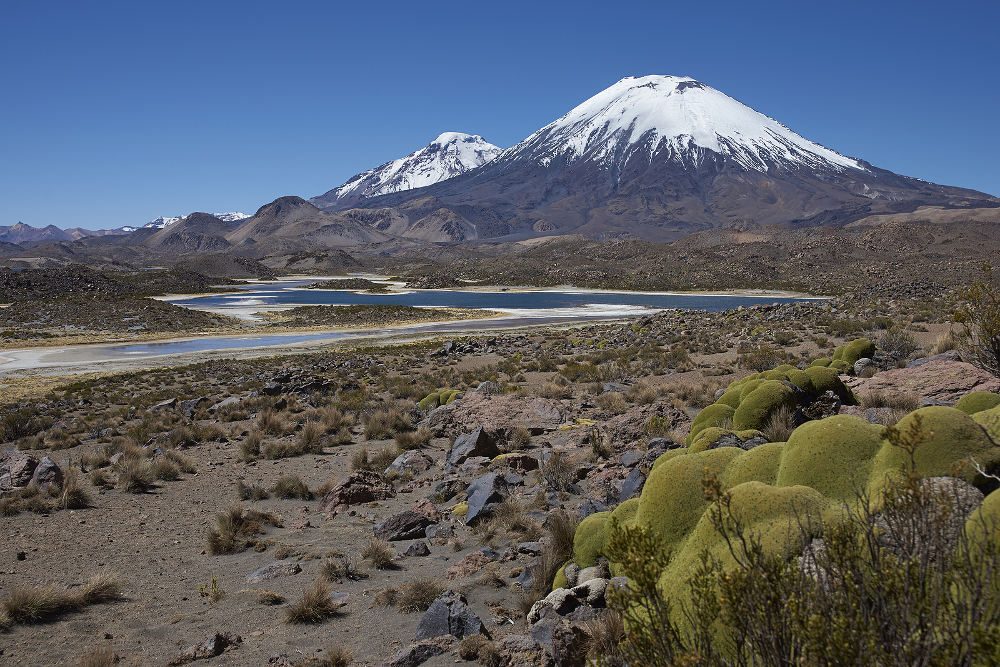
(2, 0, 998, 230)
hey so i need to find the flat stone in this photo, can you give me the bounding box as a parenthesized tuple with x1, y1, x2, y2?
(246, 560, 301, 584)
(464, 472, 508, 526)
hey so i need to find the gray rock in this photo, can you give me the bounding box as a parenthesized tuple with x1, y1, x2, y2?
(464, 472, 508, 526)
(579, 498, 609, 519)
(854, 358, 876, 376)
(516, 541, 543, 556)
(208, 396, 241, 413)
(375, 511, 435, 541)
(379, 637, 454, 667)
(541, 588, 580, 615)
(385, 450, 435, 477)
(575, 564, 608, 585)
(246, 560, 301, 584)
(619, 467, 646, 503)
(30, 457, 63, 490)
(475, 381, 502, 395)
(425, 523, 454, 540)
(571, 578, 609, 606)
(414, 590, 489, 641)
(3, 451, 37, 487)
(149, 397, 178, 412)
(619, 450, 642, 467)
(563, 563, 580, 588)
(404, 541, 431, 557)
(179, 398, 207, 418)
(446, 427, 501, 469)
(551, 621, 589, 667)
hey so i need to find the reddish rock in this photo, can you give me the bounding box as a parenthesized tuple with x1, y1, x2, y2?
(423, 393, 568, 436)
(411, 498, 442, 522)
(847, 359, 1000, 405)
(319, 469, 395, 514)
(444, 551, 494, 580)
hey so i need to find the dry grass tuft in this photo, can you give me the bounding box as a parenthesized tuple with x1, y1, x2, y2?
(206, 505, 281, 555)
(394, 426, 432, 450)
(361, 538, 395, 569)
(271, 475, 313, 500)
(285, 580, 344, 624)
(2, 575, 122, 627)
(396, 578, 443, 613)
(76, 642, 119, 667)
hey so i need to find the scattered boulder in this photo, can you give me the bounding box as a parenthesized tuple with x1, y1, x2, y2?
(2, 451, 38, 488)
(379, 636, 455, 667)
(414, 590, 489, 641)
(208, 396, 240, 413)
(445, 427, 502, 469)
(619, 467, 646, 503)
(246, 560, 301, 584)
(404, 541, 431, 557)
(375, 510, 436, 541)
(551, 621, 590, 667)
(847, 359, 1000, 405)
(385, 450, 436, 477)
(319, 470, 395, 514)
(167, 632, 242, 665)
(149, 397, 178, 412)
(464, 472, 508, 525)
(30, 457, 63, 490)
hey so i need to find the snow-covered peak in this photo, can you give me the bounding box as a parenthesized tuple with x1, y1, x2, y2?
(140, 212, 248, 229)
(321, 132, 502, 203)
(503, 75, 863, 173)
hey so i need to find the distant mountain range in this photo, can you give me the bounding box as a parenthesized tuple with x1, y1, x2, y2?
(5, 75, 997, 260)
(308, 75, 996, 242)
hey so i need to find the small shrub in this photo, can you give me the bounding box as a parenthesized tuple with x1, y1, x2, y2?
(150, 458, 180, 481)
(395, 426, 432, 450)
(77, 642, 118, 667)
(396, 579, 443, 612)
(206, 505, 281, 555)
(240, 431, 262, 461)
(361, 538, 395, 569)
(285, 580, 344, 624)
(362, 407, 412, 440)
(271, 475, 313, 500)
(236, 480, 269, 501)
(115, 458, 154, 493)
(326, 644, 354, 667)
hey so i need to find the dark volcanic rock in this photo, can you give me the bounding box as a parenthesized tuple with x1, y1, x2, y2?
(414, 590, 489, 641)
(319, 469, 395, 513)
(464, 472, 508, 525)
(445, 427, 502, 469)
(375, 510, 435, 541)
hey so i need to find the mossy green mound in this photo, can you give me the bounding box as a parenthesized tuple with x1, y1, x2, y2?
(955, 391, 1000, 416)
(733, 380, 797, 431)
(716, 386, 743, 409)
(833, 337, 875, 366)
(777, 415, 883, 503)
(659, 481, 829, 603)
(417, 388, 460, 410)
(871, 406, 998, 488)
(803, 365, 856, 404)
(573, 511, 612, 568)
(686, 403, 735, 445)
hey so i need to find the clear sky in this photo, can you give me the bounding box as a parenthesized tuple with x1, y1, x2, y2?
(2, 0, 998, 230)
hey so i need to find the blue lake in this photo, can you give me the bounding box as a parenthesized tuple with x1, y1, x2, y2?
(168, 280, 818, 317)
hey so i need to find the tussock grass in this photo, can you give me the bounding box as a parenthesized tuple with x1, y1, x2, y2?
(2, 575, 122, 627)
(206, 505, 281, 555)
(285, 580, 344, 624)
(361, 538, 395, 569)
(394, 426, 432, 450)
(396, 578, 443, 613)
(271, 475, 313, 500)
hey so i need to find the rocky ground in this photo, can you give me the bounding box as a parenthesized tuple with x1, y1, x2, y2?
(0, 299, 989, 666)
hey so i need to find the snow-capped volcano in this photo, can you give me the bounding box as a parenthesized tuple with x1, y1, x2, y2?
(134, 211, 249, 231)
(502, 75, 863, 173)
(311, 75, 996, 243)
(311, 132, 501, 209)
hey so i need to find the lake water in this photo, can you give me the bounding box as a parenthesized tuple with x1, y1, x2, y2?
(166, 279, 817, 319)
(0, 280, 819, 374)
